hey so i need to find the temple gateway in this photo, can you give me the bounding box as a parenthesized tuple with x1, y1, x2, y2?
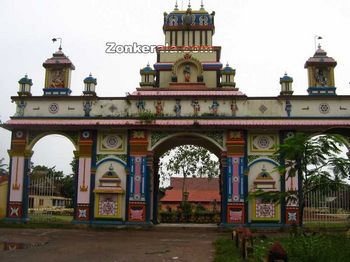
(2, 3, 350, 226)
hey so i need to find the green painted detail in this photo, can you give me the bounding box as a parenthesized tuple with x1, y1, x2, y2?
(96, 154, 128, 163)
(205, 132, 224, 147)
(248, 155, 280, 165)
(151, 132, 171, 148)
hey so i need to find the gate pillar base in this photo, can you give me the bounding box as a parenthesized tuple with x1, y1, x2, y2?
(227, 202, 245, 224)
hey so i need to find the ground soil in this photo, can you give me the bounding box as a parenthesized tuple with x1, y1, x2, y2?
(0, 226, 227, 262)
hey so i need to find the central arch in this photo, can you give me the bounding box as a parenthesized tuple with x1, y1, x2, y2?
(150, 132, 224, 224)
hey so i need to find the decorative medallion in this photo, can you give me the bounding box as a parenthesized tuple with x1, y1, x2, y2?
(256, 202, 275, 218)
(78, 209, 87, 218)
(251, 134, 277, 153)
(319, 103, 330, 114)
(48, 103, 59, 114)
(98, 133, 126, 154)
(15, 131, 24, 139)
(82, 131, 90, 139)
(259, 104, 268, 113)
(287, 212, 297, 222)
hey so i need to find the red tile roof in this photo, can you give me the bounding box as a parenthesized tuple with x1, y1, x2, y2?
(161, 177, 220, 202)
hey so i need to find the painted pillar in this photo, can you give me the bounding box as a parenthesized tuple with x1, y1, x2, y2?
(7, 130, 31, 221)
(282, 132, 300, 225)
(225, 131, 246, 224)
(75, 130, 93, 222)
(127, 130, 149, 223)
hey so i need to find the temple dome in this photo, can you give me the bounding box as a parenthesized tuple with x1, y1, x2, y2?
(18, 74, 33, 85)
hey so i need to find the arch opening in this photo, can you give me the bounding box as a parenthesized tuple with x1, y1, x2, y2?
(151, 133, 224, 224)
(28, 134, 76, 223)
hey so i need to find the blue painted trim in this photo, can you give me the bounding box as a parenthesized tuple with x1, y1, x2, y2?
(6, 157, 13, 218)
(221, 157, 228, 224)
(96, 157, 127, 168)
(145, 158, 150, 223)
(74, 159, 79, 220)
(90, 130, 98, 221)
(279, 131, 286, 224)
(227, 157, 232, 200)
(125, 130, 131, 221)
(21, 158, 30, 220)
(243, 130, 249, 224)
(90, 220, 125, 225)
(248, 158, 279, 168)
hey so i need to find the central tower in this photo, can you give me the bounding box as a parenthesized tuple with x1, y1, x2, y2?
(150, 3, 236, 90)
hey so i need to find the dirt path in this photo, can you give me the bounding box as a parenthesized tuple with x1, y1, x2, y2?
(0, 227, 226, 262)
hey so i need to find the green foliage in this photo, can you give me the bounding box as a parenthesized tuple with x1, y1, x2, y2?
(159, 145, 219, 201)
(252, 233, 350, 262)
(0, 157, 8, 175)
(138, 110, 156, 122)
(276, 133, 350, 194)
(214, 238, 241, 262)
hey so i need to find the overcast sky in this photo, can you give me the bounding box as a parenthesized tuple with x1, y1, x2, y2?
(0, 0, 349, 175)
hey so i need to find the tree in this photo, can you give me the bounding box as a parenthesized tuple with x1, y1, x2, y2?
(159, 145, 220, 202)
(0, 157, 8, 176)
(275, 132, 350, 225)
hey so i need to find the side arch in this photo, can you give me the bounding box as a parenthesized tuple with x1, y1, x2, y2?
(27, 132, 79, 151)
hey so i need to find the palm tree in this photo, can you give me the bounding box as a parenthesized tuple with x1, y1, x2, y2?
(275, 132, 350, 225)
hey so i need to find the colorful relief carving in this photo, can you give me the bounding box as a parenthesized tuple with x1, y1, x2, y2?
(128, 203, 145, 222)
(250, 134, 277, 153)
(154, 100, 164, 116)
(210, 100, 219, 116)
(129, 156, 146, 201)
(98, 133, 126, 154)
(174, 99, 182, 116)
(191, 99, 200, 116)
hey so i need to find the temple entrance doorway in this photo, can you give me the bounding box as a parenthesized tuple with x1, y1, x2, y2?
(150, 133, 224, 224)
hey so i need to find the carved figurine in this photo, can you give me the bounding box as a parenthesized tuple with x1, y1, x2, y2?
(155, 100, 164, 116)
(191, 99, 200, 116)
(210, 100, 219, 116)
(174, 99, 182, 116)
(183, 64, 191, 82)
(50, 70, 65, 88)
(136, 100, 145, 112)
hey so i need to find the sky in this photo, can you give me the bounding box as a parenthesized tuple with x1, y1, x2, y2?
(0, 0, 349, 175)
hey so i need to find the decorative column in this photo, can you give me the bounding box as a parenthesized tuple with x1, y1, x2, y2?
(127, 130, 149, 223)
(75, 130, 93, 222)
(225, 131, 246, 224)
(281, 132, 300, 225)
(7, 130, 31, 221)
(284, 163, 300, 225)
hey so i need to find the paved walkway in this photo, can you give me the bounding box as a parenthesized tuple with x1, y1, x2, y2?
(0, 227, 226, 262)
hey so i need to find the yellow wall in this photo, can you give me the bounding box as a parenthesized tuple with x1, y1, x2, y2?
(0, 181, 8, 218)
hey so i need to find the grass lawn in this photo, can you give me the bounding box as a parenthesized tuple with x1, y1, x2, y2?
(214, 231, 350, 262)
(29, 214, 73, 223)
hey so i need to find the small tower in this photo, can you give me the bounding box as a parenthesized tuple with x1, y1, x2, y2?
(139, 64, 155, 88)
(18, 74, 33, 96)
(220, 63, 236, 88)
(83, 73, 97, 96)
(304, 45, 337, 95)
(42, 47, 75, 96)
(279, 73, 293, 96)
